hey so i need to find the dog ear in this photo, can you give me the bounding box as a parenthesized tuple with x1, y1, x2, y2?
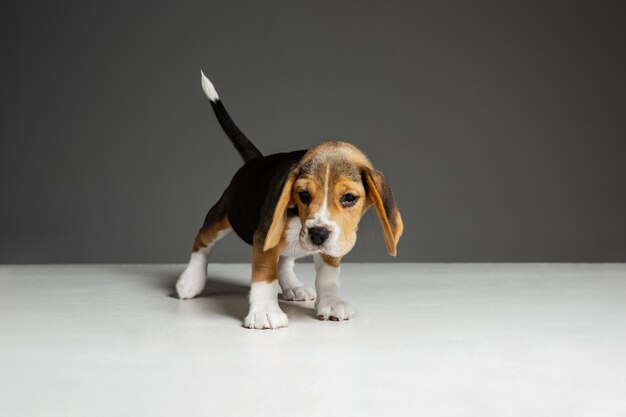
(263, 172, 297, 252)
(362, 168, 404, 256)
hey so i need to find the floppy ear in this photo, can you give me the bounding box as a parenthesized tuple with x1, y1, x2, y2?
(363, 168, 404, 256)
(263, 172, 297, 252)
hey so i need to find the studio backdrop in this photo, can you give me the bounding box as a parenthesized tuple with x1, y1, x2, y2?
(1, 1, 625, 263)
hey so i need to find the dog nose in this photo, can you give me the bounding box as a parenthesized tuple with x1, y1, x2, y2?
(308, 227, 330, 245)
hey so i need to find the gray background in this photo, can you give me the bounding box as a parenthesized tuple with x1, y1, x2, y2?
(1, 1, 625, 263)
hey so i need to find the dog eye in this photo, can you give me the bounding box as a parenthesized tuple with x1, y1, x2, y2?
(340, 193, 358, 207)
(298, 190, 311, 204)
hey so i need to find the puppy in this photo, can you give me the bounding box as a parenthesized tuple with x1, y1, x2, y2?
(176, 72, 403, 329)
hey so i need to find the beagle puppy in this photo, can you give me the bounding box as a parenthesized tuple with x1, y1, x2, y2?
(176, 72, 403, 329)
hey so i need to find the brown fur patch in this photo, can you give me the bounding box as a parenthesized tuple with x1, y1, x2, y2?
(327, 167, 366, 247)
(252, 233, 287, 283)
(192, 217, 231, 252)
(321, 254, 341, 268)
(263, 173, 297, 251)
(363, 169, 403, 256)
(299, 141, 372, 169)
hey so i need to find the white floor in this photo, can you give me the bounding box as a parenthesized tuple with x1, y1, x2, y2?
(0, 264, 625, 417)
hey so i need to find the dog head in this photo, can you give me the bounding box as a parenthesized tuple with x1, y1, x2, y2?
(263, 141, 403, 258)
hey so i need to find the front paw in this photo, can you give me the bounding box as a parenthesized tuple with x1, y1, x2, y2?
(243, 307, 289, 330)
(282, 286, 316, 301)
(176, 269, 206, 300)
(316, 298, 354, 321)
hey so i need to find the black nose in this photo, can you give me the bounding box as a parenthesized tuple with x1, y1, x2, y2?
(308, 227, 330, 245)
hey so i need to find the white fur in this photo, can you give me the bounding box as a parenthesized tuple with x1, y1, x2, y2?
(278, 256, 316, 301)
(200, 70, 219, 102)
(314, 253, 354, 320)
(302, 164, 342, 256)
(282, 216, 313, 259)
(176, 227, 231, 299)
(244, 281, 288, 329)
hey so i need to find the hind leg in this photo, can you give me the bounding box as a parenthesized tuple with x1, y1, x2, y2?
(176, 200, 231, 300)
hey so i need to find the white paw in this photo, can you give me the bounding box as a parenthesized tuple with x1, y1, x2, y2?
(282, 286, 316, 301)
(243, 306, 289, 330)
(316, 298, 354, 321)
(176, 269, 206, 300)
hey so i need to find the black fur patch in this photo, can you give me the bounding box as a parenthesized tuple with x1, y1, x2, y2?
(224, 150, 307, 245)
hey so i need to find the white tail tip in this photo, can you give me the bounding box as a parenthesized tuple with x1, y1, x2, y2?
(200, 70, 219, 101)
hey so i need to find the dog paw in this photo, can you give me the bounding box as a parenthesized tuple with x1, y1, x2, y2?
(316, 298, 354, 321)
(243, 307, 289, 330)
(176, 270, 206, 300)
(282, 286, 316, 301)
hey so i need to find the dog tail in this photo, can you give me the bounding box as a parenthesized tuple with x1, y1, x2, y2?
(200, 70, 263, 163)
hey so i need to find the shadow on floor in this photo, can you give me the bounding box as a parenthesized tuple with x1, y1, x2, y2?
(159, 272, 317, 322)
